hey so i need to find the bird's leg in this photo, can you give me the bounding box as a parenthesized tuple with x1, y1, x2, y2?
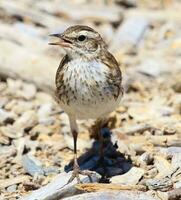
(67, 116, 93, 184)
(67, 129, 81, 183)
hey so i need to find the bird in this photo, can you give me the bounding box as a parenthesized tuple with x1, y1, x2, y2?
(49, 25, 123, 183)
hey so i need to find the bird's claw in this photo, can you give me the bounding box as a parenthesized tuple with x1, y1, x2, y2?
(67, 166, 94, 184)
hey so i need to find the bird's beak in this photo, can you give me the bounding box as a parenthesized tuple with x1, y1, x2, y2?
(49, 34, 72, 47)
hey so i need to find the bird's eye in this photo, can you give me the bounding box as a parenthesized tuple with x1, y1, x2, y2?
(77, 35, 86, 42)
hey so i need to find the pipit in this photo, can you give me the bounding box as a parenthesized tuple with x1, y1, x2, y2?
(49, 25, 123, 183)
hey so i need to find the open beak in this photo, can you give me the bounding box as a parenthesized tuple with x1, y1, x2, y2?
(49, 34, 72, 47)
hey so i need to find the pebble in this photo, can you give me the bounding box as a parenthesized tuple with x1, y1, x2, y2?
(7, 79, 22, 92)
(14, 110, 38, 130)
(59, 112, 69, 126)
(6, 184, 17, 193)
(63, 191, 156, 200)
(0, 97, 8, 108)
(17, 82, 37, 100)
(163, 127, 176, 135)
(14, 22, 43, 37)
(0, 132, 9, 145)
(21, 171, 101, 200)
(145, 168, 158, 178)
(22, 154, 44, 176)
(110, 16, 149, 53)
(35, 92, 54, 104)
(4, 99, 17, 111)
(31, 124, 52, 136)
(12, 101, 34, 115)
(43, 166, 60, 176)
(6, 79, 36, 100)
(136, 58, 169, 77)
(0, 109, 15, 125)
(0, 145, 16, 158)
(159, 147, 181, 156)
(0, 1, 181, 199)
(98, 23, 114, 43)
(154, 156, 172, 178)
(0, 125, 23, 139)
(171, 153, 181, 167)
(146, 178, 173, 191)
(111, 167, 144, 185)
(13, 137, 26, 157)
(174, 180, 181, 189)
(139, 152, 153, 166)
(38, 103, 55, 125)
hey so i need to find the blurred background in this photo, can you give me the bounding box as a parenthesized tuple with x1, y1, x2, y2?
(0, 0, 181, 199)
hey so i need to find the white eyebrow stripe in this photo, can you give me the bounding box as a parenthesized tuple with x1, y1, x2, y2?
(79, 31, 98, 38)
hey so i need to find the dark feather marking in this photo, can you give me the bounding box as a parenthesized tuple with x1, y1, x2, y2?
(99, 50, 123, 99)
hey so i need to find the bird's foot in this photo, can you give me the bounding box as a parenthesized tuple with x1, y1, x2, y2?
(67, 162, 94, 184)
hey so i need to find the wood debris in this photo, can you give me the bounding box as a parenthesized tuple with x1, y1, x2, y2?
(0, 0, 181, 200)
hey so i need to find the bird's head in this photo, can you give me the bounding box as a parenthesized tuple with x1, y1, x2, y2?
(49, 25, 107, 59)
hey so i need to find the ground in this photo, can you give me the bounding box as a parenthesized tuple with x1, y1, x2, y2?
(0, 0, 181, 200)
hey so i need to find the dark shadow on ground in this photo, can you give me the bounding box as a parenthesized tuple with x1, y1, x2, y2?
(64, 128, 133, 183)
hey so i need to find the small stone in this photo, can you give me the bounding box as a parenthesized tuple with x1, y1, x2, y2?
(145, 168, 158, 178)
(14, 110, 38, 131)
(171, 153, 181, 168)
(0, 97, 8, 108)
(172, 82, 181, 93)
(0, 125, 22, 139)
(154, 156, 172, 178)
(39, 117, 55, 125)
(4, 99, 17, 111)
(110, 16, 149, 53)
(35, 92, 54, 104)
(136, 59, 169, 77)
(13, 137, 26, 157)
(30, 124, 52, 137)
(0, 109, 15, 125)
(12, 101, 34, 115)
(63, 191, 156, 200)
(0, 132, 9, 145)
(21, 171, 100, 200)
(17, 82, 37, 100)
(139, 152, 153, 166)
(163, 127, 176, 135)
(38, 103, 55, 125)
(6, 184, 17, 193)
(22, 154, 44, 176)
(111, 167, 144, 185)
(7, 79, 22, 92)
(146, 178, 173, 191)
(0, 145, 16, 158)
(160, 147, 181, 157)
(174, 180, 181, 189)
(43, 167, 60, 176)
(7, 79, 36, 100)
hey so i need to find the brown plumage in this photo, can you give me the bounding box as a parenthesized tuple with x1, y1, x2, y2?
(50, 25, 123, 183)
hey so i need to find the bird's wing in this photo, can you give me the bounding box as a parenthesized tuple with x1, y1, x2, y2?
(99, 50, 123, 99)
(54, 54, 70, 103)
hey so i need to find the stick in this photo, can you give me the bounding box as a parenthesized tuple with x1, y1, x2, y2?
(75, 183, 146, 192)
(21, 172, 100, 200)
